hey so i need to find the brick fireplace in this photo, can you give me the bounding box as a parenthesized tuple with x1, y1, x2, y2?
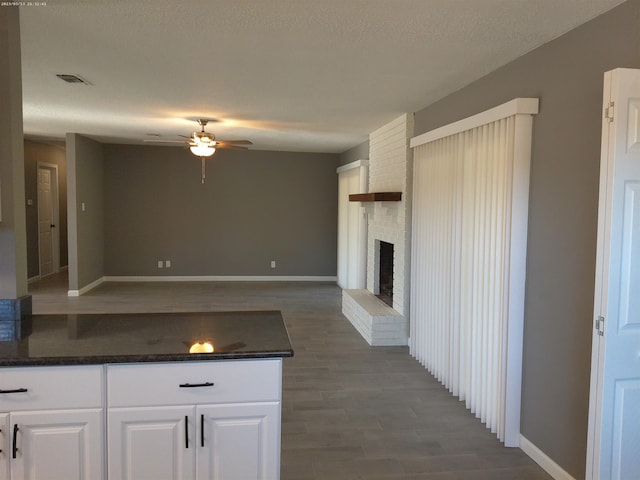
(342, 113, 413, 346)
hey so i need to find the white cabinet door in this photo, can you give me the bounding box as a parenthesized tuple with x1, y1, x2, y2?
(196, 402, 280, 480)
(108, 406, 195, 480)
(587, 68, 640, 479)
(0, 413, 9, 480)
(10, 408, 103, 480)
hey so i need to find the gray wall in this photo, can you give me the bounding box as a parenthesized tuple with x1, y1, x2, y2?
(66, 134, 104, 291)
(103, 145, 339, 277)
(339, 140, 369, 166)
(24, 140, 68, 279)
(413, 1, 640, 477)
(0, 7, 27, 300)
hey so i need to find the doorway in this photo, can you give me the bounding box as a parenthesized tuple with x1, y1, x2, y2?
(37, 162, 60, 278)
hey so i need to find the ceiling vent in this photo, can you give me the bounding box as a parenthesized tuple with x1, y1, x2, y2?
(56, 74, 91, 85)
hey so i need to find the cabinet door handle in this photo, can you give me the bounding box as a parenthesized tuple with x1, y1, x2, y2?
(0, 388, 28, 394)
(12, 424, 18, 459)
(200, 414, 204, 447)
(179, 382, 214, 388)
(184, 416, 189, 449)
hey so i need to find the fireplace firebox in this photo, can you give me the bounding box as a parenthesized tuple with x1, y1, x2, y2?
(377, 241, 394, 307)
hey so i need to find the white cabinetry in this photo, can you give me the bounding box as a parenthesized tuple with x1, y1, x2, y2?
(197, 402, 280, 480)
(0, 366, 104, 480)
(108, 406, 194, 480)
(1, 413, 9, 480)
(106, 359, 282, 480)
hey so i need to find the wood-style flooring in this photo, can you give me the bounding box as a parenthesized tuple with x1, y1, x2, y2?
(28, 272, 552, 480)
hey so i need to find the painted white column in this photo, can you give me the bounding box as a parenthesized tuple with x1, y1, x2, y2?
(0, 7, 28, 301)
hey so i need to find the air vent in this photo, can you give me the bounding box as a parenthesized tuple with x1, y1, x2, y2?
(56, 74, 91, 85)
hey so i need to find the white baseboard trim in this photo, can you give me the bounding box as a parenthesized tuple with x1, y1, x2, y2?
(519, 434, 576, 480)
(68, 276, 105, 297)
(103, 275, 337, 283)
(28, 275, 41, 284)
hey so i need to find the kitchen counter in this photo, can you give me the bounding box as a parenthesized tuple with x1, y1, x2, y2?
(0, 310, 294, 366)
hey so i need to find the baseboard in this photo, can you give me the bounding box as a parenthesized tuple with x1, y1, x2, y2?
(27, 275, 41, 284)
(68, 276, 105, 297)
(103, 275, 337, 282)
(519, 434, 576, 480)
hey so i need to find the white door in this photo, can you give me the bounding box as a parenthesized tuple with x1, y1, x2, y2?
(10, 409, 103, 480)
(108, 406, 195, 480)
(197, 402, 280, 480)
(0, 413, 9, 480)
(337, 161, 368, 289)
(587, 68, 640, 480)
(37, 165, 59, 277)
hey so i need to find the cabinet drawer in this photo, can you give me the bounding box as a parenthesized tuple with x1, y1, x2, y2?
(107, 359, 281, 407)
(0, 365, 103, 411)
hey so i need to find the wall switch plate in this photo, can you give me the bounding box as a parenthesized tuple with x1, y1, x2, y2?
(165, 260, 171, 268)
(27, 199, 33, 206)
(271, 260, 276, 268)
(157, 260, 163, 268)
(81, 202, 86, 212)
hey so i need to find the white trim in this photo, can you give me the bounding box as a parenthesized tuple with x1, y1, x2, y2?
(67, 276, 105, 297)
(28, 275, 41, 284)
(336, 159, 369, 174)
(520, 435, 576, 480)
(103, 275, 337, 283)
(410, 98, 539, 148)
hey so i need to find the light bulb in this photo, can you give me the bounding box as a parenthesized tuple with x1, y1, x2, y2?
(190, 144, 215, 157)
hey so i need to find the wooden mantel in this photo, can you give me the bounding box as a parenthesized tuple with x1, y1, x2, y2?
(349, 192, 402, 202)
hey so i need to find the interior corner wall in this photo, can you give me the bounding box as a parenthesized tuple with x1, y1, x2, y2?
(66, 133, 104, 291)
(24, 140, 68, 279)
(102, 145, 338, 277)
(339, 140, 370, 167)
(412, 0, 640, 477)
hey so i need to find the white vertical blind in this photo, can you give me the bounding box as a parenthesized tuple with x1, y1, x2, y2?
(410, 100, 536, 446)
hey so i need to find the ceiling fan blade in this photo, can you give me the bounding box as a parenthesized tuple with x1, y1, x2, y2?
(215, 139, 253, 145)
(144, 139, 185, 143)
(216, 144, 249, 150)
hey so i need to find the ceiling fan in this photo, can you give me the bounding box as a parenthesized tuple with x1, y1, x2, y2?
(145, 119, 252, 183)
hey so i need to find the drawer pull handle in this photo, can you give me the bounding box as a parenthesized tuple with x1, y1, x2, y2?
(179, 382, 214, 388)
(0, 388, 28, 394)
(201, 414, 204, 447)
(184, 416, 189, 449)
(12, 424, 18, 459)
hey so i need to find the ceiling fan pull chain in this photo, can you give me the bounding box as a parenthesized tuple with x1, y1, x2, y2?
(201, 156, 206, 184)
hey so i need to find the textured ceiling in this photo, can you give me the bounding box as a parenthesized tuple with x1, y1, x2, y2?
(19, 0, 624, 153)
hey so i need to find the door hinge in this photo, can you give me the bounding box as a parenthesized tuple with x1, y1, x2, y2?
(595, 315, 605, 336)
(604, 102, 615, 123)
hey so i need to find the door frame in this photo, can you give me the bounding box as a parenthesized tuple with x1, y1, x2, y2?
(37, 162, 60, 277)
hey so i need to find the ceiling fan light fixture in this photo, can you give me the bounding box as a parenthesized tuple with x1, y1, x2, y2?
(190, 144, 216, 157)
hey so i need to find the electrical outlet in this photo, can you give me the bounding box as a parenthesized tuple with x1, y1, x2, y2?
(157, 260, 163, 268)
(165, 260, 171, 268)
(270, 260, 276, 268)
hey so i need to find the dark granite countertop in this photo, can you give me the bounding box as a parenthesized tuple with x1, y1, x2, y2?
(0, 311, 294, 367)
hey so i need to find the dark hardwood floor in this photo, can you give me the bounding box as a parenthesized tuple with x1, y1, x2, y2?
(29, 272, 552, 480)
